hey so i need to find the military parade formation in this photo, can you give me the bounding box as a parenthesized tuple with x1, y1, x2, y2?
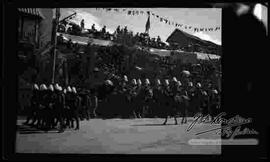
(23, 73, 220, 133)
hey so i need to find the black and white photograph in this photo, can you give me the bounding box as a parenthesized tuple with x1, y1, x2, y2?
(2, 1, 269, 160)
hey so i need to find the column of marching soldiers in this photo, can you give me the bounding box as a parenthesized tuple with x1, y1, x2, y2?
(23, 75, 220, 133)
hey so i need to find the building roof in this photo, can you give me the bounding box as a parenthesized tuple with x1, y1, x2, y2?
(166, 28, 221, 55)
(18, 8, 45, 19)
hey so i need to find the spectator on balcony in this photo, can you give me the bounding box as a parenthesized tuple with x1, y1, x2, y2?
(91, 24, 96, 32)
(80, 19, 85, 29)
(102, 25, 106, 34)
(116, 25, 121, 34)
(123, 26, 128, 34)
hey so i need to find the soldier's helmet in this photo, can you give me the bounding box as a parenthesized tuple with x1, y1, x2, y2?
(156, 79, 161, 85)
(105, 80, 113, 86)
(202, 91, 208, 96)
(123, 75, 128, 82)
(212, 89, 218, 94)
(54, 83, 60, 90)
(58, 86, 63, 91)
(196, 82, 202, 88)
(40, 84, 47, 91)
(67, 86, 72, 92)
(33, 84, 39, 90)
(177, 81, 182, 86)
(145, 78, 150, 85)
(188, 82, 193, 87)
(172, 77, 177, 82)
(137, 79, 142, 86)
(132, 79, 137, 85)
(48, 84, 54, 91)
(182, 70, 191, 76)
(165, 79, 169, 86)
(72, 87, 77, 93)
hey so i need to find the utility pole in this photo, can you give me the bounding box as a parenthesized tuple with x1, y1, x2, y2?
(52, 8, 60, 84)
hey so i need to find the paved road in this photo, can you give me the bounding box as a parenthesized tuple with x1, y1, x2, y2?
(16, 118, 221, 154)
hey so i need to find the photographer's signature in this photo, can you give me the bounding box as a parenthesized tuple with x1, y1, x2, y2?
(187, 112, 258, 138)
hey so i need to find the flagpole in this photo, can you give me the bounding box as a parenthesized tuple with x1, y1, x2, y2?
(52, 8, 60, 84)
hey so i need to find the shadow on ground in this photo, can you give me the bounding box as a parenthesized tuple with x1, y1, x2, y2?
(131, 123, 180, 126)
(17, 124, 59, 134)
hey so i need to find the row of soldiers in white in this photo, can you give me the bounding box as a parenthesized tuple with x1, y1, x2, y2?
(23, 75, 220, 132)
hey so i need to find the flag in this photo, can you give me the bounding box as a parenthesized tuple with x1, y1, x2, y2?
(145, 13, 150, 33)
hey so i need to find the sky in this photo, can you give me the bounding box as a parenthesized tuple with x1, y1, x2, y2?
(60, 8, 222, 45)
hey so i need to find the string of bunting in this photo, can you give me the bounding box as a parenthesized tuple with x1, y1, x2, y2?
(95, 8, 221, 32)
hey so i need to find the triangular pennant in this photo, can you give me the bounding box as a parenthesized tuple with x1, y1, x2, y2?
(215, 27, 221, 31)
(208, 28, 213, 31)
(128, 11, 131, 15)
(194, 28, 199, 32)
(140, 11, 144, 14)
(189, 26, 192, 29)
(200, 28, 204, 31)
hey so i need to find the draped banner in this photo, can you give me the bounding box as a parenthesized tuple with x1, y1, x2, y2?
(97, 8, 221, 32)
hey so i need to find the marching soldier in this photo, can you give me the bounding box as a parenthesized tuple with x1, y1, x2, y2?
(143, 78, 153, 117)
(82, 89, 92, 120)
(71, 87, 80, 130)
(201, 91, 210, 120)
(44, 84, 55, 131)
(37, 84, 48, 128)
(209, 89, 220, 120)
(90, 89, 98, 118)
(23, 83, 39, 126)
(133, 78, 144, 118)
(65, 86, 74, 128)
(54, 84, 66, 133)
(152, 79, 163, 117)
